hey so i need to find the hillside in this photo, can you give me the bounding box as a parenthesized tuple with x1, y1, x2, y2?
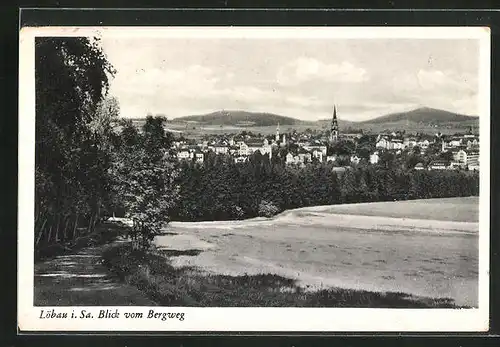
(126, 107, 479, 135)
(361, 107, 477, 125)
(174, 110, 309, 127)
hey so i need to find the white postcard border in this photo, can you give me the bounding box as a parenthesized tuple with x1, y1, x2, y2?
(18, 26, 491, 332)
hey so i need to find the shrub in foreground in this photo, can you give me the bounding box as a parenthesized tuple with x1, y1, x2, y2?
(258, 200, 280, 218)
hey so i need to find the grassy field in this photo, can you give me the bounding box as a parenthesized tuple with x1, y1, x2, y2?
(98, 197, 478, 307)
(296, 196, 479, 223)
(152, 197, 478, 307)
(102, 243, 458, 308)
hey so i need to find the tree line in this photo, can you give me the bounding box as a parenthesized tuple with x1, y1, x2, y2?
(167, 153, 479, 222)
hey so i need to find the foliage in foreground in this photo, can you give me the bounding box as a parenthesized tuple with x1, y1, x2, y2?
(35, 37, 116, 249)
(109, 117, 179, 249)
(102, 243, 461, 308)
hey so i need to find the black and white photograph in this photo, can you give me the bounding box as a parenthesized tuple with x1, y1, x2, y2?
(18, 26, 490, 332)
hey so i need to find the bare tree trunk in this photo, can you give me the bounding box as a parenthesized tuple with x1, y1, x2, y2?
(35, 217, 48, 246)
(92, 211, 98, 232)
(87, 214, 94, 235)
(54, 215, 62, 243)
(46, 224, 53, 244)
(62, 216, 70, 241)
(72, 214, 79, 240)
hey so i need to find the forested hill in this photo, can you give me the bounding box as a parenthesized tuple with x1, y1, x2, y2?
(360, 107, 478, 125)
(175, 110, 310, 126)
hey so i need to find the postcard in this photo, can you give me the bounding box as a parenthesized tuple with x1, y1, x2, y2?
(18, 26, 490, 332)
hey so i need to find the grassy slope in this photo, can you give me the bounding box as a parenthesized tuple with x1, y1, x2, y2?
(301, 197, 479, 223)
(102, 243, 462, 308)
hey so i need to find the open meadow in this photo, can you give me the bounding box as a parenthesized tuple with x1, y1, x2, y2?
(155, 197, 479, 307)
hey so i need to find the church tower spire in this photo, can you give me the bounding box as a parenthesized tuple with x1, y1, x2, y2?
(276, 122, 280, 142)
(329, 105, 339, 143)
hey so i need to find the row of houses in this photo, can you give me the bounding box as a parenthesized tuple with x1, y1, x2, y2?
(415, 159, 479, 171)
(175, 136, 331, 164)
(174, 136, 283, 162)
(285, 151, 381, 166)
(375, 134, 431, 151)
(375, 133, 479, 152)
(451, 149, 479, 169)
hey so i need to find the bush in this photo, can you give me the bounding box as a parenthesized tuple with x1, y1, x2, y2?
(258, 200, 280, 218)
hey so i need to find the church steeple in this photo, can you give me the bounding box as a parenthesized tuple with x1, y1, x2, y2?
(276, 122, 280, 142)
(329, 105, 339, 143)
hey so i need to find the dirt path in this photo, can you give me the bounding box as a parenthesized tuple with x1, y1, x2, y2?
(34, 240, 156, 306)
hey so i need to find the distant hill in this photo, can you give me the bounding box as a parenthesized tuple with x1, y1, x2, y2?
(315, 107, 478, 134)
(174, 110, 309, 127)
(127, 107, 479, 135)
(360, 107, 477, 125)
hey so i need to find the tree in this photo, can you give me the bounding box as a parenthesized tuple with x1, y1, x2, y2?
(412, 145, 422, 155)
(356, 144, 373, 160)
(378, 150, 396, 169)
(439, 151, 454, 164)
(112, 116, 179, 249)
(329, 140, 355, 156)
(35, 37, 115, 251)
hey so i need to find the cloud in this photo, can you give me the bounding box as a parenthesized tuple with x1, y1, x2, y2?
(276, 57, 369, 86)
(388, 69, 478, 115)
(417, 69, 477, 95)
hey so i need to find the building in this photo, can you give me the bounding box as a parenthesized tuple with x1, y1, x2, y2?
(297, 148, 312, 163)
(238, 142, 249, 156)
(369, 152, 380, 164)
(449, 161, 463, 169)
(214, 144, 228, 155)
(195, 152, 204, 163)
(414, 163, 425, 170)
(375, 135, 405, 150)
(453, 149, 467, 165)
(466, 150, 479, 170)
(329, 105, 339, 144)
(350, 155, 361, 165)
(177, 149, 190, 160)
(403, 137, 417, 148)
(332, 166, 347, 174)
(326, 155, 337, 163)
(466, 137, 479, 149)
(234, 156, 247, 164)
(375, 137, 391, 150)
(302, 144, 327, 156)
(228, 145, 239, 155)
(416, 139, 430, 150)
(428, 160, 448, 170)
(312, 149, 323, 162)
(468, 163, 480, 171)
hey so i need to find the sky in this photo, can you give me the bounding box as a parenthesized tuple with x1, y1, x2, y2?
(100, 37, 480, 122)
